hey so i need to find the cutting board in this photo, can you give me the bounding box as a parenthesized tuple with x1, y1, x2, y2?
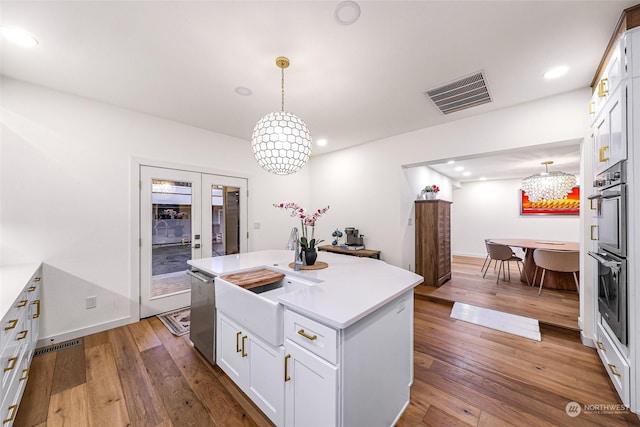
(221, 269, 285, 290)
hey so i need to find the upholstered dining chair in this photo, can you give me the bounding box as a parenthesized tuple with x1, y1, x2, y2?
(483, 242, 529, 285)
(532, 249, 580, 295)
(481, 239, 497, 274)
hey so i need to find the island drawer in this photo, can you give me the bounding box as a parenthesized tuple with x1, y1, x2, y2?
(595, 322, 629, 407)
(284, 310, 338, 364)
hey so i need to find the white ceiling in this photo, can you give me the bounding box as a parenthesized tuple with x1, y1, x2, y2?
(1, 1, 634, 180)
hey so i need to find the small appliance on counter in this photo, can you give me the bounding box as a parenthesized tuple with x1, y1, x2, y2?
(345, 227, 365, 249)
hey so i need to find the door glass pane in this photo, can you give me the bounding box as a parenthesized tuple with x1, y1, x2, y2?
(211, 185, 240, 256)
(151, 179, 192, 297)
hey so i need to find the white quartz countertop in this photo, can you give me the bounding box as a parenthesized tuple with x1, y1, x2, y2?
(188, 250, 423, 329)
(1, 263, 41, 319)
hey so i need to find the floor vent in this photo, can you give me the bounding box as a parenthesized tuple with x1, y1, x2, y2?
(425, 71, 492, 114)
(33, 338, 82, 357)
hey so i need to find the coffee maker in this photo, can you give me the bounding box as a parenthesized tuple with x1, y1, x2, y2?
(344, 227, 364, 247)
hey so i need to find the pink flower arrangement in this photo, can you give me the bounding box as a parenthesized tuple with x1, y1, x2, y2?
(274, 202, 330, 249)
(424, 184, 440, 193)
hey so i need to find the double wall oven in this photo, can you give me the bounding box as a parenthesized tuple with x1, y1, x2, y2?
(588, 161, 628, 345)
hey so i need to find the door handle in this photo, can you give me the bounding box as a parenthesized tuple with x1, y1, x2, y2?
(236, 331, 242, 352)
(284, 354, 291, 382)
(192, 243, 201, 249)
(241, 336, 248, 357)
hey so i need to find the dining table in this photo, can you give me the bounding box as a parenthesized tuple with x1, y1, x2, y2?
(488, 238, 580, 291)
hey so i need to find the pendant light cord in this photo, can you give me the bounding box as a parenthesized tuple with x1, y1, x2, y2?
(281, 66, 285, 111)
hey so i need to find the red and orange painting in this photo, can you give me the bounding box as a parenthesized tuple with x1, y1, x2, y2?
(520, 187, 580, 215)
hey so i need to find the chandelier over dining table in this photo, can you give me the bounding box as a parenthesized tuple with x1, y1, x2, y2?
(521, 161, 577, 202)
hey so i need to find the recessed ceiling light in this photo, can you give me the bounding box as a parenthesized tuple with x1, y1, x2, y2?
(543, 66, 569, 80)
(0, 26, 39, 47)
(454, 166, 464, 172)
(462, 171, 471, 177)
(316, 138, 328, 147)
(234, 86, 252, 96)
(334, 1, 361, 25)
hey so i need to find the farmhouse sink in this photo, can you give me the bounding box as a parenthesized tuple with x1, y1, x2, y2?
(215, 270, 315, 346)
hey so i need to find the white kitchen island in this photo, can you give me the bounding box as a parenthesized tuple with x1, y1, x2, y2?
(188, 250, 423, 427)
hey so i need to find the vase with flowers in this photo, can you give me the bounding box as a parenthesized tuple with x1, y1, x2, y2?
(274, 202, 330, 266)
(420, 184, 440, 200)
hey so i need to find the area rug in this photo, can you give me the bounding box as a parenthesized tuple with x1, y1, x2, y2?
(157, 307, 190, 336)
(450, 302, 541, 341)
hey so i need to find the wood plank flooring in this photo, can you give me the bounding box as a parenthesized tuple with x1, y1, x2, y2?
(14, 258, 639, 426)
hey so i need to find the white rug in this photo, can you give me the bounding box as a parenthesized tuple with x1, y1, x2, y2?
(450, 302, 541, 341)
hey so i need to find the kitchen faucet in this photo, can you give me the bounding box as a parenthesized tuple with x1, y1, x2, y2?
(286, 227, 303, 271)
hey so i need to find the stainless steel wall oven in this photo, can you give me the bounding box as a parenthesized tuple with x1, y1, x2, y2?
(589, 161, 628, 345)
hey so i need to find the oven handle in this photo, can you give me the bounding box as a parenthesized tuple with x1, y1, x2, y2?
(601, 190, 621, 199)
(587, 251, 621, 271)
(588, 193, 602, 200)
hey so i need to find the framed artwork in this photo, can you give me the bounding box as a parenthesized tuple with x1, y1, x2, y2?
(520, 186, 580, 216)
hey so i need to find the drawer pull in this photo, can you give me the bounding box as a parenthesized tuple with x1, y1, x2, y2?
(3, 404, 17, 423)
(20, 368, 29, 381)
(16, 330, 28, 340)
(241, 336, 248, 358)
(298, 329, 318, 341)
(4, 357, 17, 372)
(33, 300, 41, 319)
(597, 341, 606, 352)
(608, 363, 621, 377)
(17, 300, 28, 308)
(34, 277, 42, 282)
(284, 354, 291, 382)
(599, 146, 610, 162)
(236, 331, 242, 353)
(4, 319, 18, 331)
(590, 225, 598, 241)
(598, 78, 609, 97)
(588, 101, 595, 114)
(27, 286, 36, 292)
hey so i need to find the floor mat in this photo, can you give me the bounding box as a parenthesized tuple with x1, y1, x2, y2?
(157, 307, 191, 336)
(450, 302, 541, 341)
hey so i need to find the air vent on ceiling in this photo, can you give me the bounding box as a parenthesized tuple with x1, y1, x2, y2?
(425, 71, 492, 115)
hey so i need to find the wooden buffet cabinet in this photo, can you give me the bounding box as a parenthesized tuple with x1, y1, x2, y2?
(414, 199, 452, 287)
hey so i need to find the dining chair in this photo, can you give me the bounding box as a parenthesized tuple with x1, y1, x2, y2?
(532, 249, 580, 295)
(480, 239, 497, 274)
(483, 242, 529, 285)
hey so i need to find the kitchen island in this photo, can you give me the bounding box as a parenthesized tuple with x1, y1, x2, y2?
(188, 250, 423, 427)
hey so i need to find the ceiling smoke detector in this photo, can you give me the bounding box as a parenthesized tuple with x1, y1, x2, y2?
(425, 71, 492, 115)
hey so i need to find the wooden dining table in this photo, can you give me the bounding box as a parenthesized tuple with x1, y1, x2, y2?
(488, 239, 580, 291)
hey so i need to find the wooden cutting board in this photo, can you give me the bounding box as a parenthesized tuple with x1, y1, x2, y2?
(221, 269, 285, 290)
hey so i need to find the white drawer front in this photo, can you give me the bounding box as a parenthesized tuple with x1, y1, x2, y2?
(595, 323, 629, 407)
(284, 310, 338, 364)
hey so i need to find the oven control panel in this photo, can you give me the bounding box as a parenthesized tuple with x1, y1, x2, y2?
(593, 162, 626, 189)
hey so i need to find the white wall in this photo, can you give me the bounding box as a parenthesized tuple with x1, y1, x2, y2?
(451, 179, 580, 258)
(0, 77, 310, 343)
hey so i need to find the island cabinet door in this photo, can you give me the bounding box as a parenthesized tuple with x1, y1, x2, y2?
(216, 312, 248, 384)
(246, 335, 285, 426)
(284, 339, 338, 427)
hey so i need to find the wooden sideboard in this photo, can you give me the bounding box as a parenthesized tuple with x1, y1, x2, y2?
(415, 200, 452, 287)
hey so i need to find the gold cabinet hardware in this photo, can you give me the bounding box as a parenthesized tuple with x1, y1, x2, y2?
(32, 300, 41, 319)
(27, 286, 36, 292)
(589, 101, 595, 114)
(608, 363, 621, 377)
(34, 277, 41, 282)
(16, 330, 28, 340)
(241, 336, 248, 358)
(4, 357, 17, 372)
(4, 319, 18, 331)
(16, 300, 27, 308)
(590, 198, 597, 210)
(236, 331, 242, 353)
(590, 225, 598, 241)
(599, 146, 610, 162)
(3, 404, 17, 424)
(596, 341, 606, 352)
(598, 78, 609, 97)
(297, 329, 318, 341)
(284, 354, 291, 382)
(20, 368, 29, 381)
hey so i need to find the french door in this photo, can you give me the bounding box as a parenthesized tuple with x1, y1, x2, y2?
(140, 166, 247, 318)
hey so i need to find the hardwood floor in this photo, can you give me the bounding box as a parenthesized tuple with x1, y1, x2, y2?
(14, 259, 639, 426)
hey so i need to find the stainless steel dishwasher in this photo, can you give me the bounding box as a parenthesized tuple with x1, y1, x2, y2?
(188, 269, 216, 365)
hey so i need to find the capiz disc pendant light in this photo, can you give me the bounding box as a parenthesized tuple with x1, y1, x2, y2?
(521, 161, 577, 202)
(251, 57, 312, 175)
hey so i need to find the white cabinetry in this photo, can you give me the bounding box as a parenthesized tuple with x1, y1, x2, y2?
(284, 290, 414, 427)
(593, 82, 627, 174)
(1, 265, 42, 427)
(216, 311, 285, 426)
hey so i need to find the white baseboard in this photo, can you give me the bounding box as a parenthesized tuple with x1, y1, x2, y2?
(36, 315, 133, 348)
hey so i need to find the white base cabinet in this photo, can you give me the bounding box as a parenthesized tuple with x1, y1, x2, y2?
(217, 311, 285, 426)
(1, 265, 42, 427)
